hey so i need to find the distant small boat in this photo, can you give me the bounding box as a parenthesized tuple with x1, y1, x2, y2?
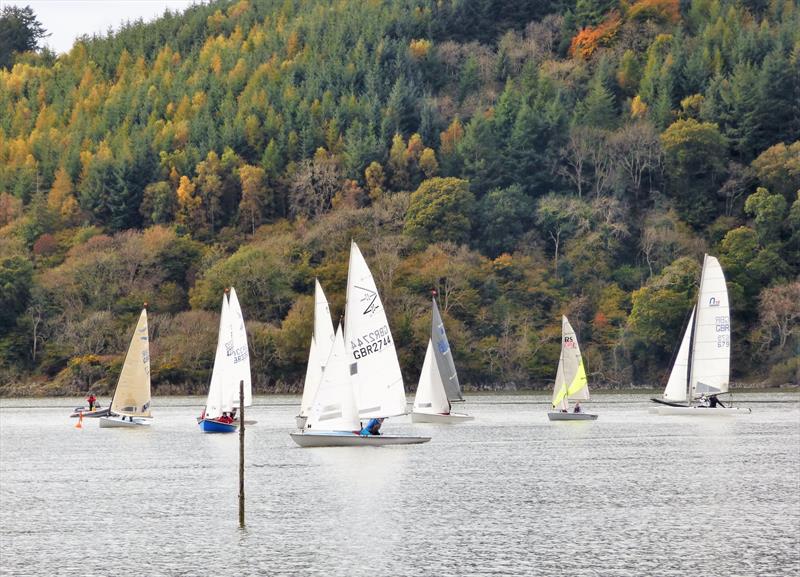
(198, 287, 252, 433)
(547, 316, 597, 421)
(70, 403, 109, 418)
(290, 241, 430, 447)
(99, 308, 152, 428)
(411, 295, 473, 423)
(295, 279, 336, 429)
(650, 255, 750, 416)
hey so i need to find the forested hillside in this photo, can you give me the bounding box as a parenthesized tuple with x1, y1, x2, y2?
(0, 0, 798, 395)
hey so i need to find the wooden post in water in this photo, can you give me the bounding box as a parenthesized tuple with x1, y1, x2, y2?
(239, 379, 245, 528)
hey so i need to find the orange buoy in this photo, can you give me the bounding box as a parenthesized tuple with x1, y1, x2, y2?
(75, 412, 83, 429)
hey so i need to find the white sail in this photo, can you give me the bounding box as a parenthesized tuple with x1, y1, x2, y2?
(300, 280, 336, 417)
(431, 297, 463, 402)
(689, 255, 730, 398)
(110, 309, 151, 418)
(228, 287, 252, 407)
(551, 316, 589, 410)
(413, 340, 451, 414)
(344, 241, 407, 419)
(306, 325, 360, 432)
(663, 307, 695, 402)
(204, 294, 234, 419)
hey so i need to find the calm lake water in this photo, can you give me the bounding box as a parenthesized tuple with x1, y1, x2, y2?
(1, 392, 798, 577)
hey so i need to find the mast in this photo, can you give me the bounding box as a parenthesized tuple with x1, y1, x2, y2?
(686, 255, 705, 404)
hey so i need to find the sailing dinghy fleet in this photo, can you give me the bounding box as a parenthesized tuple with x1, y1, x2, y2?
(290, 241, 431, 447)
(79, 251, 751, 436)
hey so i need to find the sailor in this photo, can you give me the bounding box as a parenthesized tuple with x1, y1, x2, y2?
(87, 393, 97, 411)
(573, 402, 582, 413)
(708, 395, 725, 408)
(360, 417, 383, 436)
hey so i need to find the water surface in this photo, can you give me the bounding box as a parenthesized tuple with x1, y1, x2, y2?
(1, 393, 798, 576)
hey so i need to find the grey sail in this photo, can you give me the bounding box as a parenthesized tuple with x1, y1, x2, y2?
(431, 297, 463, 402)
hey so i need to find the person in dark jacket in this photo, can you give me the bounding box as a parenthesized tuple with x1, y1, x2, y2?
(709, 395, 726, 408)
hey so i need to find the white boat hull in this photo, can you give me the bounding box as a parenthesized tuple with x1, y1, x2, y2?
(289, 431, 431, 447)
(295, 415, 307, 429)
(547, 412, 598, 421)
(99, 416, 151, 428)
(411, 411, 474, 423)
(649, 405, 751, 416)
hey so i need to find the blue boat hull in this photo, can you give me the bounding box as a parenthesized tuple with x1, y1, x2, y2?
(199, 419, 237, 433)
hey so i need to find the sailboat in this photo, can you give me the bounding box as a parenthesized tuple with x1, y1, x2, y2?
(198, 287, 253, 432)
(411, 294, 474, 423)
(547, 316, 597, 421)
(99, 308, 152, 428)
(295, 279, 336, 429)
(290, 241, 430, 447)
(650, 255, 750, 415)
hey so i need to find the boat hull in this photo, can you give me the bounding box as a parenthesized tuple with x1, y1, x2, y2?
(411, 411, 474, 423)
(649, 405, 751, 416)
(547, 412, 598, 421)
(295, 415, 308, 429)
(289, 431, 431, 448)
(199, 418, 237, 433)
(70, 407, 110, 418)
(99, 415, 151, 428)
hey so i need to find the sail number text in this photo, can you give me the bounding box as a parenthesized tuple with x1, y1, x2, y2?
(351, 325, 391, 359)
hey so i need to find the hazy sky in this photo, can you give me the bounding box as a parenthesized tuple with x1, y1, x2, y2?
(2, 0, 204, 54)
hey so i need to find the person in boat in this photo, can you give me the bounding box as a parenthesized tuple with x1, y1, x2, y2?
(360, 417, 384, 436)
(573, 402, 582, 413)
(87, 393, 97, 411)
(219, 412, 234, 424)
(708, 395, 726, 408)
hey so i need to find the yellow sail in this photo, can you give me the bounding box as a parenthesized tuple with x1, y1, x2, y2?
(110, 309, 151, 418)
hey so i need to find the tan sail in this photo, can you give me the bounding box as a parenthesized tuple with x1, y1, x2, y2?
(110, 309, 152, 418)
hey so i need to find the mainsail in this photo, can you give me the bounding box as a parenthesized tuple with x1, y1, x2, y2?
(344, 241, 407, 419)
(110, 309, 151, 418)
(228, 287, 252, 408)
(306, 325, 360, 431)
(431, 297, 463, 402)
(204, 293, 234, 419)
(663, 307, 695, 402)
(551, 316, 589, 411)
(689, 255, 730, 398)
(300, 279, 336, 417)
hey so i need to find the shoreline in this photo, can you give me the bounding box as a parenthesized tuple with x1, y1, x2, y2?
(1, 382, 796, 400)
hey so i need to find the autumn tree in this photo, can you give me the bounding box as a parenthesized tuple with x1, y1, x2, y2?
(404, 177, 475, 246)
